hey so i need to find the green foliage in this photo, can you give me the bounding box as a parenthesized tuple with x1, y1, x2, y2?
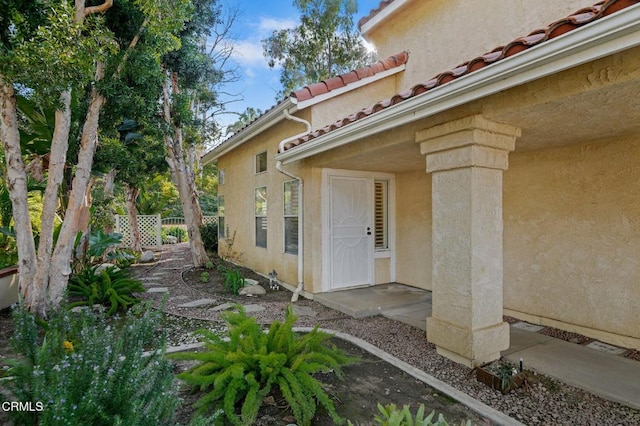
(360, 403, 471, 426)
(107, 247, 140, 269)
(200, 271, 209, 283)
(262, 0, 375, 98)
(216, 264, 244, 295)
(68, 266, 145, 316)
(199, 221, 218, 252)
(171, 305, 357, 425)
(205, 261, 214, 269)
(3, 303, 180, 425)
(163, 226, 188, 243)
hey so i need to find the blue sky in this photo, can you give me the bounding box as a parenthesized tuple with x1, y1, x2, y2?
(217, 0, 382, 128)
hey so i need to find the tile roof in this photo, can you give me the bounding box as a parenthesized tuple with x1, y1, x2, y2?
(358, 0, 397, 30)
(283, 0, 639, 152)
(291, 51, 410, 102)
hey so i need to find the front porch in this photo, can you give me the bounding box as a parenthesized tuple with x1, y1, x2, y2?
(312, 283, 640, 410)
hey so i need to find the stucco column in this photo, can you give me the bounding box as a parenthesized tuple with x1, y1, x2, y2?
(417, 115, 521, 367)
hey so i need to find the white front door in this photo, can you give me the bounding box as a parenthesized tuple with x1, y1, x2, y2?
(329, 176, 373, 289)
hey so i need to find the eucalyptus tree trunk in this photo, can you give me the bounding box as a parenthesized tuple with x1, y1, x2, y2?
(103, 169, 117, 233)
(31, 90, 72, 315)
(162, 73, 209, 267)
(125, 185, 142, 252)
(0, 80, 38, 308)
(48, 61, 107, 306)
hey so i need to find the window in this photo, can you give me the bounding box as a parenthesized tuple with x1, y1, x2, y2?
(217, 195, 225, 238)
(374, 181, 388, 250)
(255, 187, 267, 248)
(218, 169, 225, 185)
(283, 180, 299, 255)
(255, 151, 267, 174)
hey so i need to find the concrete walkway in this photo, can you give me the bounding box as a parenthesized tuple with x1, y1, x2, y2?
(315, 284, 640, 410)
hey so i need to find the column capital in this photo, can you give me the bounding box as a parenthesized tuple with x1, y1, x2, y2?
(417, 115, 521, 173)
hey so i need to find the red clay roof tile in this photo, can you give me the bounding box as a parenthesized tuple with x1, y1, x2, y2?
(283, 0, 638, 152)
(290, 51, 409, 102)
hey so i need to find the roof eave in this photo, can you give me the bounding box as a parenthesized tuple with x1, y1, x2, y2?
(360, 0, 409, 37)
(277, 4, 640, 165)
(201, 99, 297, 165)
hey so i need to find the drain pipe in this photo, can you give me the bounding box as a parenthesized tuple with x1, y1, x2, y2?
(277, 109, 311, 302)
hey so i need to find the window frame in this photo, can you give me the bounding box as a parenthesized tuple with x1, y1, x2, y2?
(217, 195, 225, 239)
(218, 169, 225, 185)
(254, 186, 267, 248)
(374, 180, 389, 252)
(283, 180, 299, 255)
(255, 151, 267, 174)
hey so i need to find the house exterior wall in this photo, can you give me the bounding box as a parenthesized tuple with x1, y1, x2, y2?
(364, 0, 592, 92)
(503, 135, 640, 348)
(395, 170, 432, 290)
(309, 74, 401, 130)
(216, 119, 308, 290)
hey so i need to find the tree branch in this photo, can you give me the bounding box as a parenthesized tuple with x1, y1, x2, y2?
(84, 0, 113, 17)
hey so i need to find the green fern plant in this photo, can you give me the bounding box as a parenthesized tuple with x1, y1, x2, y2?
(68, 265, 146, 315)
(359, 403, 471, 426)
(170, 305, 357, 425)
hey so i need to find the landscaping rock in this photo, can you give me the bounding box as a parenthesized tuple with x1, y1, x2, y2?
(293, 305, 318, 317)
(243, 304, 265, 313)
(147, 287, 169, 294)
(177, 298, 218, 308)
(95, 263, 120, 273)
(165, 235, 178, 244)
(239, 284, 266, 296)
(210, 302, 235, 312)
(139, 250, 155, 263)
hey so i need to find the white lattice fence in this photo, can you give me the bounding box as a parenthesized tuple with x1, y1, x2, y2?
(115, 215, 162, 248)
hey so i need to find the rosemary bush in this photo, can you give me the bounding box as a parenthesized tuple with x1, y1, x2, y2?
(171, 305, 357, 425)
(3, 303, 180, 425)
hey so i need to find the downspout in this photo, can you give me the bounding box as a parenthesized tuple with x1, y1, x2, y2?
(277, 109, 311, 302)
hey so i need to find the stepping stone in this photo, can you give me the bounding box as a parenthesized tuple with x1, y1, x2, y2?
(169, 295, 190, 302)
(239, 284, 266, 296)
(210, 302, 234, 312)
(177, 298, 217, 308)
(147, 287, 169, 293)
(512, 322, 545, 332)
(585, 341, 626, 355)
(243, 304, 265, 313)
(293, 305, 317, 317)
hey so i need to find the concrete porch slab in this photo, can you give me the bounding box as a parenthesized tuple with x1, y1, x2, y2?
(503, 336, 640, 410)
(313, 283, 431, 318)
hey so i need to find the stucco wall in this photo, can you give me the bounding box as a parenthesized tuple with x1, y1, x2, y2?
(216, 120, 308, 290)
(364, 0, 592, 92)
(395, 170, 432, 290)
(504, 135, 640, 347)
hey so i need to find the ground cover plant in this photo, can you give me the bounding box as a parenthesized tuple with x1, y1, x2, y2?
(171, 305, 358, 425)
(68, 265, 146, 316)
(2, 303, 180, 425)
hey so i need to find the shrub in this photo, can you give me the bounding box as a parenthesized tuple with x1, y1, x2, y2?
(3, 303, 180, 425)
(68, 265, 146, 315)
(170, 305, 357, 426)
(200, 271, 209, 283)
(362, 403, 472, 426)
(107, 247, 140, 269)
(199, 221, 218, 252)
(217, 264, 244, 295)
(163, 226, 188, 243)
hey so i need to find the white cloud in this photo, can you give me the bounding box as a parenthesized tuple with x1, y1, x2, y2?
(232, 40, 267, 68)
(258, 17, 296, 34)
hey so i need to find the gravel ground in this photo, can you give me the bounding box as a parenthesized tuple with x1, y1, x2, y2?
(134, 245, 640, 426)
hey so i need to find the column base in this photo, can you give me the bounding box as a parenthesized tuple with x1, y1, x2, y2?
(427, 316, 509, 367)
